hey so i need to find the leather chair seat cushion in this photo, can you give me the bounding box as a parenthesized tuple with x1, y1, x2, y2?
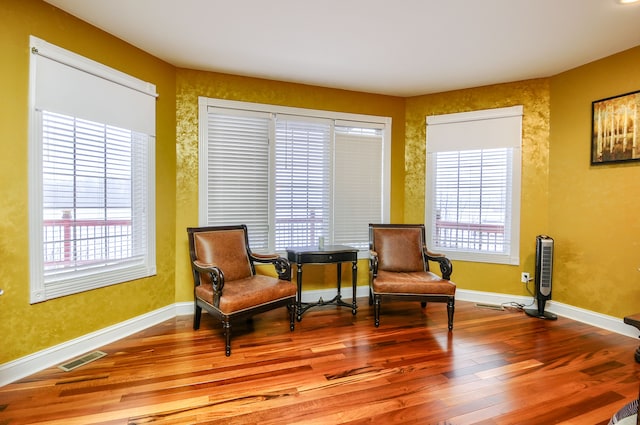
(195, 275, 296, 314)
(373, 270, 456, 296)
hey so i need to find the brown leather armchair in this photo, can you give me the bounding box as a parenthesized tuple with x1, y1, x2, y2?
(187, 225, 297, 356)
(369, 223, 456, 330)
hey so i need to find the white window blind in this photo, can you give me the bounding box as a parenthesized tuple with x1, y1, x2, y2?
(275, 116, 332, 250)
(32, 37, 156, 135)
(202, 109, 271, 250)
(425, 106, 522, 265)
(334, 124, 384, 250)
(29, 36, 157, 303)
(199, 98, 391, 256)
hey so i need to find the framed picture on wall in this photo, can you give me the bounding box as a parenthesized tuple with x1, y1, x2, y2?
(591, 89, 640, 165)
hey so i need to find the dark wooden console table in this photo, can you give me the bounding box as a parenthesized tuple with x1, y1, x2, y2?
(621, 314, 640, 425)
(614, 314, 640, 424)
(624, 313, 640, 363)
(286, 245, 358, 321)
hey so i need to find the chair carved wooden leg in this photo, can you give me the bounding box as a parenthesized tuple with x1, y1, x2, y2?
(223, 320, 232, 357)
(193, 304, 202, 330)
(447, 298, 455, 331)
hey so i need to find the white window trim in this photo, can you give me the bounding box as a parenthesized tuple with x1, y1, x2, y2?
(197, 97, 392, 258)
(28, 36, 157, 303)
(425, 106, 522, 265)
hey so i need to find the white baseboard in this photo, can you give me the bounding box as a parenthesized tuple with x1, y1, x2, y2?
(0, 302, 193, 387)
(1, 289, 637, 387)
(456, 288, 639, 339)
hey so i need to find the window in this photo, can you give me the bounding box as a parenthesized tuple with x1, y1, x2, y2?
(274, 116, 332, 249)
(198, 98, 391, 256)
(425, 106, 522, 265)
(29, 36, 157, 303)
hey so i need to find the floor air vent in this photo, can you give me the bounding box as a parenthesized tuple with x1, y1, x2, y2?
(58, 351, 107, 372)
(475, 303, 504, 311)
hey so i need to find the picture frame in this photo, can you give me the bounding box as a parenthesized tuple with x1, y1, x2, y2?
(591, 90, 640, 165)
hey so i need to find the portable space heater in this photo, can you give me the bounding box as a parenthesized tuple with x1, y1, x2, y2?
(525, 235, 557, 320)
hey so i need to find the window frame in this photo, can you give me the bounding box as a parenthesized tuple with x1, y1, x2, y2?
(425, 106, 522, 265)
(198, 97, 391, 258)
(28, 36, 157, 303)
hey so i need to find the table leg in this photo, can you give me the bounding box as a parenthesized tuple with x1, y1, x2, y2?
(289, 251, 359, 319)
(336, 263, 342, 300)
(351, 259, 357, 315)
(296, 262, 303, 322)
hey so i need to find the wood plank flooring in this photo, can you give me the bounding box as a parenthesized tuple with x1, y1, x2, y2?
(1, 299, 638, 424)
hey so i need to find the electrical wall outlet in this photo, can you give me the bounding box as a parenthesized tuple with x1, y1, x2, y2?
(521, 272, 530, 283)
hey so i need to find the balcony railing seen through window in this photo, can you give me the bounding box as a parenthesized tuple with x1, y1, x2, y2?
(43, 216, 133, 269)
(434, 219, 505, 252)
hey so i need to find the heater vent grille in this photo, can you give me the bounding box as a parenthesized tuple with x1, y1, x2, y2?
(475, 303, 504, 311)
(58, 351, 106, 372)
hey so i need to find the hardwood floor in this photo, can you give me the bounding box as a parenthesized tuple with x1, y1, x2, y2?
(1, 299, 638, 425)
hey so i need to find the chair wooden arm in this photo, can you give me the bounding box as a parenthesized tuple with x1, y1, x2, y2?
(250, 253, 292, 281)
(192, 260, 225, 292)
(424, 249, 453, 280)
(369, 250, 379, 276)
(251, 252, 279, 261)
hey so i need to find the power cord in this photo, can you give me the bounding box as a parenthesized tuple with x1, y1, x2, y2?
(500, 279, 536, 312)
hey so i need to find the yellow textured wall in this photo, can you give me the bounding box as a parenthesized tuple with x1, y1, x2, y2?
(0, 0, 176, 364)
(404, 79, 551, 295)
(3, 0, 638, 371)
(175, 69, 406, 297)
(549, 45, 640, 317)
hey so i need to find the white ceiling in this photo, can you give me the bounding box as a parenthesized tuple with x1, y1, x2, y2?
(44, 0, 640, 97)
